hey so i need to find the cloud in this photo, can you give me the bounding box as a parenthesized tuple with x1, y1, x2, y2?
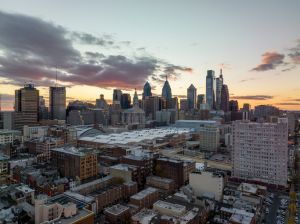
(288, 39, 300, 64)
(275, 102, 300, 106)
(239, 78, 257, 83)
(71, 31, 114, 47)
(0, 10, 192, 90)
(251, 52, 285, 71)
(231, 95, 274, 100)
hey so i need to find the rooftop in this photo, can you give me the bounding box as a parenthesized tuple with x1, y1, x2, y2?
(51, 146, 97, 157)
(110, 163, 138, 171)
(104, 204, 129, 216)
(131, 187, 158, 200)
(79, 127, 193, 145)
(153, 200, 186, 214)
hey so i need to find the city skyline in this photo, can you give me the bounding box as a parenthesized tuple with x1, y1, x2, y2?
(1, 0, 300, 110)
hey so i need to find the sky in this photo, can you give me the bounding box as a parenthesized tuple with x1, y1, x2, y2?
(0, 0, 300, 110)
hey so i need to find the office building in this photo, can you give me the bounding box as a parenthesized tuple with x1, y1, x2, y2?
(198, 125, 220, 151)
(51, 147, 98, 180)
(206, 70, 216, 110)
(162, 77, 172, 101)
(143, 81, 152, 100)
(229, 100, 239, 112)
(121, 93, 131, 109)
(96, 94, 108, 109)
(113, 89, 122, 103)
(143, 96, 165, 120)
(232, 118, 288, 186)
(14, 83, 39, 130)
(254, 105, 280, 120)
(49, 86, 66, 120)
(216, 69, 224, 110)
(180, 99, 188, 111)
(220, 84, 229, 112)
(38, 96, 49, 120)
(197, 94, 205, 109)
(187, 84, 197, 109)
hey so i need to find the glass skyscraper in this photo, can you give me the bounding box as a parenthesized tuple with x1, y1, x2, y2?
(142, 81, 152, 100)
(206, 70, 216, 110)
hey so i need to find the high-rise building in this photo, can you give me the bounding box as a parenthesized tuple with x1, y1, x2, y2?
(254, 105, 280, 120)
(162, 77, 172, 101)
(113, 89, 122, 102)
(198, 125, 220, 151)
(143, 81, 152, 100)
(180, 99, 188, 111)
(49, 86, 66, 120)
(197, 94, 205, 109)
(96, 94, 108, 109)
(242, 103, 251, 112)
(206, 70, 216, 110)
(229, 100, 239, 112)
(187, 84, 197, 109)
(39, 96, 49, 120)
(232, 118, 288, 186)
(14, 83, 39, 130)
(220, 84, 229, 112)
(144, 96, 165, 120)
(216, 69, 224, 110)
(121, 93, 131, 109)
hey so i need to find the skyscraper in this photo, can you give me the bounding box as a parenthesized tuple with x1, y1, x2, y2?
(232, 118, 288, 186)
(96, 94, 108, 109)
(215, 69, 223, 110)
(14, 83, 39, 130)
(229, 100, 239, 112)
(220, 84, 229, 112)
(133, 89, 139, 107)
(187, 84, 197, 109)
(113, 89, 122, 102)
(50, 86, 66, 120)
(142, 81, 152, 100)
(197, 94, 205, 109)
(206, 70, 216, 110)
(39, 96, 49, 120)
(121, 93, 131, 109)
(162, 77, 172, 101)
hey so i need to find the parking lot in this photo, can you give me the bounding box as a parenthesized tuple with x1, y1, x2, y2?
(265, 193, 289, 224)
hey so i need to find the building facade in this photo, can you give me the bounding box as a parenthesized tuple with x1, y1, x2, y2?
(49, 86, 66, 120)
(206, 70, 216, 110)
(232, 118, 288, 187)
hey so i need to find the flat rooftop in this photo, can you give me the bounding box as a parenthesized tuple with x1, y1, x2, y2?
(104, 204, 129, 216)
(51, 146, 97, 156)
(131, 187, 158, 200)
(154, 200, 186, 214)
(79, 127, 193, 145)
(54, 208, 93, 224)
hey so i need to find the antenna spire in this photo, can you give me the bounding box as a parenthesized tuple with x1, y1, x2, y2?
(55, 66, 58, 87)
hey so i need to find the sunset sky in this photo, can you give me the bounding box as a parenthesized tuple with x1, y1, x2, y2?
(0, 0, 300, 110)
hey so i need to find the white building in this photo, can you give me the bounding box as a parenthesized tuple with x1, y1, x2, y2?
(189, 171, 224, 201)
(23, 125, 48, 141)
(232, 118, 288, 187)
(0, 130, 22, 145)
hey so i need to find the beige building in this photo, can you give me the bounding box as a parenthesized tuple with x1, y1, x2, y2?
(51, 147, 98, 180)
(189, 171, 224, 201)
(232, 118, 288, 187)
(198, 125, 220, 151)
(14, 83, 39, 130)
(35, 194, 94, 224)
